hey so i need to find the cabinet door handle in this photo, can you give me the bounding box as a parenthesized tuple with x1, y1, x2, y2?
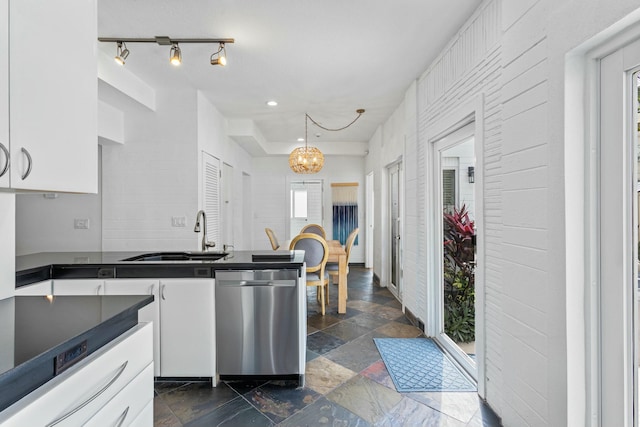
(45, 361, 128, 426)
(97, 284, 103, 295)
(115, 406, 130, 427)
(149, 283, 155, 295)
(0, 143, 9, 178)
(161, 284, 166, 300)
(21, 147, 32, 180)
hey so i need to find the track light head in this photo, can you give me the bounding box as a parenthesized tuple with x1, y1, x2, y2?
(169, 43, 182, 66)
(210, 43, 227, 66)
(114, 41, 129, 65)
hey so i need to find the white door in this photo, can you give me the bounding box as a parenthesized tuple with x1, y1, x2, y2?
(222, 162, 234, 249)
(597, 39, 640, 427)
(388, 162, 402, 298)
(202, 152, 221, 250)
(366, 172, 374, 268)
(290, 180, 323, 237)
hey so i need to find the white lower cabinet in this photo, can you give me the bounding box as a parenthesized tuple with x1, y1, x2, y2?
(53, 279, 104, 295)
(0, 322, 153, 426)
(104, 279, 161, 377)
(159, 279, 215, 377)
(129, 399, 153, 427)
(14, 280, 51, 296)
(84, 363, 154, 427)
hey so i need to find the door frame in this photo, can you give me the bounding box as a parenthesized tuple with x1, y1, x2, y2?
(566, 25, 640, 426)
(425, 94, 485, 395)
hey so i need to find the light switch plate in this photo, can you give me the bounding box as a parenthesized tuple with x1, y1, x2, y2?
(171, 216, 186, 227)
(74, 218, 90, 229)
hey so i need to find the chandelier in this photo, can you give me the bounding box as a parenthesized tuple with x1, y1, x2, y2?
(289, 109, 365, 174)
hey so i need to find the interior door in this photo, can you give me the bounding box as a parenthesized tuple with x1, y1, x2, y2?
(389, 163, 402, 297)
(202, 152, 221, 249)
(222, 162, 234, 249)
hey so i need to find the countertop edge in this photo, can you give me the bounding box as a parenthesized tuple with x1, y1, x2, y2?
(0, 294, 154, 413)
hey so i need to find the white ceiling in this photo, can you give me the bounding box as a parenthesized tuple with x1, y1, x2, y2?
(98, 0, 481, 155)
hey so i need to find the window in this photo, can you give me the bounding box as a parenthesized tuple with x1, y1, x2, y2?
(291, 190, 308, 218)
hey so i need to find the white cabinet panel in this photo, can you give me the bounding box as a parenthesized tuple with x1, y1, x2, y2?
(14, 280, 51, 296)
(104, 279, 160, 376)
(84, 363, 153, 427)
(0, 0, 8, 189)
(0, 323, 152, 426)
(53, 280, 104, 296)
(160, 279, 215, 377)
(6, 0, 97, 193)
(130, 399, 153, 427)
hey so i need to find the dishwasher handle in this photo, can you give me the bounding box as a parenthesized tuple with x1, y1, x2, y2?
(216, 279, 296, 287)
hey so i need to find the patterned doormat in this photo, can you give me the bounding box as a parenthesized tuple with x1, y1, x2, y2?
(373, 338, 477, 393)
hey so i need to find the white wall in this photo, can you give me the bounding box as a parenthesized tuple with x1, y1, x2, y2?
(101, 88, 199, 251)
(196, 92, 254, 250)
(252, 155, 365, 263)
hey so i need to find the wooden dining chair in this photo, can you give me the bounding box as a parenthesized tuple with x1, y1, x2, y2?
(290, 233, 329, 315)
(326, 227, 359, 299)
(264, 228, 280, 250)
(301, 223, 326, 239)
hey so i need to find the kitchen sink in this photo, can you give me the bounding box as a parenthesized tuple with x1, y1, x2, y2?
(121, 252, 228, 262)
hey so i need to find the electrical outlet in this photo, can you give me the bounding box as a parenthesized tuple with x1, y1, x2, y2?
(171, 216, 186, 227)
(74, 218, 90, 229)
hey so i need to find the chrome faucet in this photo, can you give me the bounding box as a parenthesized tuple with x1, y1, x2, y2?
(194, 210, 216, 251)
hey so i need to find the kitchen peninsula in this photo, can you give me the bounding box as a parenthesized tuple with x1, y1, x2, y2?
(14, 250, 308, 385)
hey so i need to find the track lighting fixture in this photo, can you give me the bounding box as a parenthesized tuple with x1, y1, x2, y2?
(98, 36, 235, 67)
(170, 43, 182, 66)
(114, 41, 129, 65)
(210, 43, 227, 66)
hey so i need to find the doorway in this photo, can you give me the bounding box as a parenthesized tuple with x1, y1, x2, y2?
(366, 172, 374, 269)
(388, 162, 402, 298)
(432, 121, 477, 380)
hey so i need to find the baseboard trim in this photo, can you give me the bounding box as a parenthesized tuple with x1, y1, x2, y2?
(404, 307, 425, 334)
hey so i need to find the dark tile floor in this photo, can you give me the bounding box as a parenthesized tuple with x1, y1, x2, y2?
(153, 267, 503, 427)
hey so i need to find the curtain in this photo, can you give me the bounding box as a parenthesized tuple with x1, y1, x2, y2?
(332, 183, 358, 246)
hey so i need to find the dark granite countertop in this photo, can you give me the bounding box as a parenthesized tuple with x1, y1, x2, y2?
(16, 250, 305, 287)
(0, 294, 153, 412)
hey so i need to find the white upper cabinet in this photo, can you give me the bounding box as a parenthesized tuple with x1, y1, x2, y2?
(2, 0, 97, 193)
(0, 0, 8, 189)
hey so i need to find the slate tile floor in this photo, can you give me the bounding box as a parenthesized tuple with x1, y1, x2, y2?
(153, 267, 502, 427)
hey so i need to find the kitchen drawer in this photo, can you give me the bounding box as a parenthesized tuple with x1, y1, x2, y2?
(14, 280, 51, 296)
(53, 279, 104, 295)
(0, 322, 152, 426)
(129, 399, 153, 427)
(84, 363, 153, 427)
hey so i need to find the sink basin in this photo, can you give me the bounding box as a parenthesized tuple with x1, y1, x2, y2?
(122, 252, 228, 262)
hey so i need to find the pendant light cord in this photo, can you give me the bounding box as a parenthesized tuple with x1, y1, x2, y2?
(305, 109, 365, 133)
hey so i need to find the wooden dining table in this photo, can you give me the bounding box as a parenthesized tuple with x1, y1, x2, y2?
(284, 238, 348, 314)
(326, 240, 348, 314)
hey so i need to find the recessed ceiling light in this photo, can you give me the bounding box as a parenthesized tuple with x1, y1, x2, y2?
(297, 137, 304, 142)
(266, 100, 278, 107)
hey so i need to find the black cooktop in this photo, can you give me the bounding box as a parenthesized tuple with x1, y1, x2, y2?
(0, 295, 153, 413)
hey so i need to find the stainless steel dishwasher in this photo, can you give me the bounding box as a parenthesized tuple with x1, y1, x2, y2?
(215, 269, 302, 383)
